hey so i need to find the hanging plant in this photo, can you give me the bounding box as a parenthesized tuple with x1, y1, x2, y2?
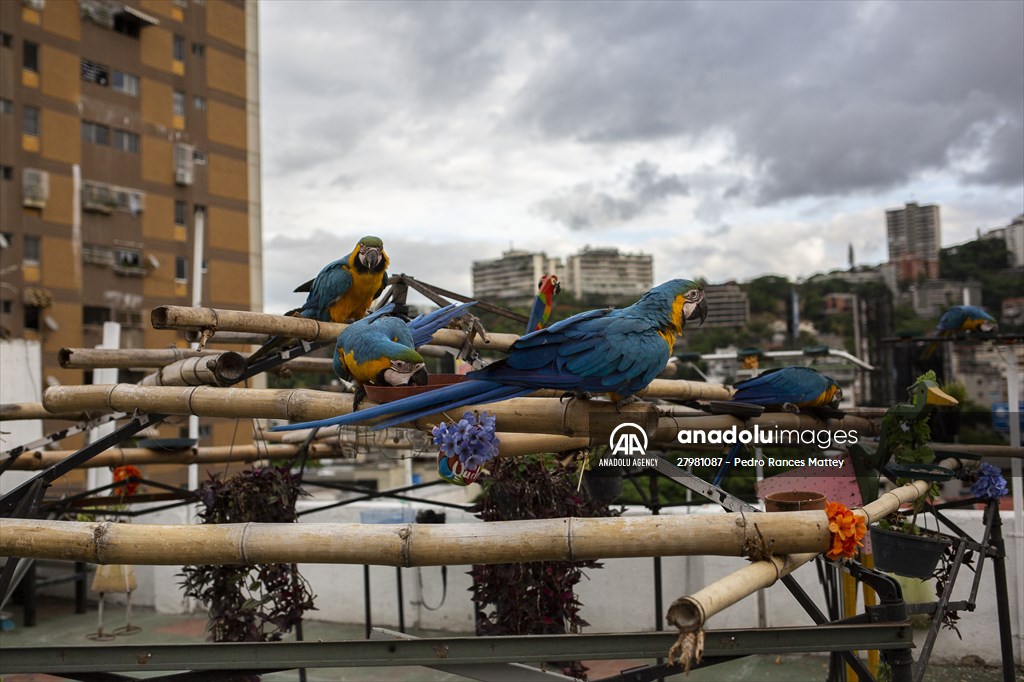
(180, 465, 316, 643)
(470, 453, 614, 679)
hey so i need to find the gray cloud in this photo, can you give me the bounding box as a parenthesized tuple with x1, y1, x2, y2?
(507, 1, 1023, 202)
(534, 160, 689, 229)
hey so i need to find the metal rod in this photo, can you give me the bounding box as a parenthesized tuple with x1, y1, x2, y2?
(363, 565, 372, 640)
(0, 625, 913, 675)
(988, 507, 1017, 682)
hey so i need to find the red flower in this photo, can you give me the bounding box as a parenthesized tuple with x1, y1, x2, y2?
(826, 500, 866, 560)
(112, 465, 142, 497)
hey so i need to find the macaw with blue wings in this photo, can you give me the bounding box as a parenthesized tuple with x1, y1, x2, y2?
(713, 366, 841, 485)
(334, 302, 476, 404)
(730, 366, 842, 409)
(921, 305, 998, 360)
(525, 274, 561, 333)
(272, 279, 707, 432)
(249, 236, 389, 364)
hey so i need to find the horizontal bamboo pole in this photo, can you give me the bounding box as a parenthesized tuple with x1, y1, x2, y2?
(43, 384, 354, 423)
(186, 330, 268, 345)
(153, 305, 519, 352)
(41, 385, 662, 438)
(4, 443, 339, 470)
(137, 352, 247, 387)
(0, 403, 98, 422)
(0, 511, 831, 566)
(58, 347, 220, 370)
(531, 379, 733, 402)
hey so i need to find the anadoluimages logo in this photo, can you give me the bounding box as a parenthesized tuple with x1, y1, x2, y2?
(608, 422, 648, 457)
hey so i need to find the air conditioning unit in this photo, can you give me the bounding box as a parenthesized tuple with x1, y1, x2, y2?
(82, 182, 117, 214)
(22, 168, 49, 209)
(174, 143, 194, 186)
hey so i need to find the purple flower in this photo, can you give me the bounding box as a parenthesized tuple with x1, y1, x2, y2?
(431, 411, 500, 470)
(971, 462, 1008, 499)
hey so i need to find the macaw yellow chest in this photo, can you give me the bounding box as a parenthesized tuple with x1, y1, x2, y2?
(341, 349, 391, 385)
(328, 271, 386, 323)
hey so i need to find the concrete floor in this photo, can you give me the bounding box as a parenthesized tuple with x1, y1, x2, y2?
(0, 597, 1014, 681)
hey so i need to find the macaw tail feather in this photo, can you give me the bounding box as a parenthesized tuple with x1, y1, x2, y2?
(407, 301, 476, 348)
(269, 379, 533, 433)
(712, 442, 744, 486)
(525, 295, 545, 334)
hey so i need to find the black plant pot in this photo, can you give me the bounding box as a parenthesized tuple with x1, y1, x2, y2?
(584, 469, 623, 505)
(870, 526, 950, 579)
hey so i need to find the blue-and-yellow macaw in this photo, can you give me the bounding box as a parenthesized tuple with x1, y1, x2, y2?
(921, 305, 998, 359)
(730, 366, 842, 409)
(713, 367, 841, 485)
(272, 279, 707, 432)
(525, 274, 561, 333)
(249, 236, 389, 364)
(334, 302, 476, 403)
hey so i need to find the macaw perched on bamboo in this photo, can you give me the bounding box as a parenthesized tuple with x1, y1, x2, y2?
(334, 302, 476, 404)
(921, 305, 998, 360)
(730, 366, 842, 410)
(248, 236, 389, 364)
(272, 279, 708, 432)
(525, 274, 561, 333)
(713, 367, 841, 485)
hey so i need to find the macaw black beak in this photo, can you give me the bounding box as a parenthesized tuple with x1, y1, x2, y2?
(410, 366, 428, 386)
(686, 296, 708, 327)
(361, 247, 382, 271)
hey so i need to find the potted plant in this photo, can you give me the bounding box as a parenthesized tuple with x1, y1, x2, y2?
(868, 371, 956, 579)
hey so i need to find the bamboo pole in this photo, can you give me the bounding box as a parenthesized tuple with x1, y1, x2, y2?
(152, 305, 519, 352)
(855, 457, 961, 524)
(58, 347, 221, 369)
(41, 385, 662, 438)
(664, 455, 966, 668)
(137, 352, 247, 387)
(0, 511, 831, 566)
(3, 443, 339, 470)
(530, 379, 733, 402)
(0, 403, 98, 422)
(186, 330, 268, 345)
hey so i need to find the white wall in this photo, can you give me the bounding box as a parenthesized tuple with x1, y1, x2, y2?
(0, 339, 43, 495)
(57, 501, 1021, 666)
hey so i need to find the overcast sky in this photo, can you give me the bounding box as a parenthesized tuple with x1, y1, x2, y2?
(257, 0, 1023, 313)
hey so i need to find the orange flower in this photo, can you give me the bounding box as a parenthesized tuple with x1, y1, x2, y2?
(112, 465, 142, 497)
(825, 500, 866, 560)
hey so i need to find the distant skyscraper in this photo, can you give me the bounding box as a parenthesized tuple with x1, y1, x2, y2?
(886, 202, 941, 283)
(564, 247, 652, 302)
(472, 250, 564, 304)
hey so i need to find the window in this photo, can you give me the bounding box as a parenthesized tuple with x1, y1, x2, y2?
(192, 42, 205, 57)
(112, 129, 139, 153)
(81, 59, 110, 85)
(116, 250, 141, 268)
(192, 149, 207, 165)
(174, 200, 187, 226)
(0, 98, 12, 114)
(192, 95, 206, 111)
(113, 14, 141, 38)
(112, 71, 139, 96)
(24, 235, 40, 264)
(23, 106, 39, 135)
(1, 32, 12, 48)
(172, 90, 186, 117)
(1, 300, 12, 315)
(23, 41, 38, 72)
(175, 255, 188, 281)
(24, 306, 40, 331)
(82, 121, 110, 145)
(83, 306, 111, 326)
(1, 166, 12, 181)
(173, 35, 185, 61)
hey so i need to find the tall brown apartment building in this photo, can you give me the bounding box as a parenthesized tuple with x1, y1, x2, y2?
(0, 0, 262, 453)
